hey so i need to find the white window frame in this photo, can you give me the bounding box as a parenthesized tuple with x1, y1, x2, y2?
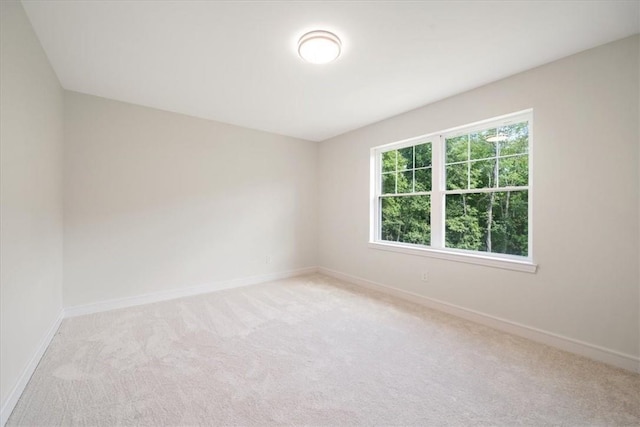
(369, 109, 536, 273)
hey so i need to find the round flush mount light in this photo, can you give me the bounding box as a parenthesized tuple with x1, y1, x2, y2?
(297, 30, 342, 64)
(486, 134, 508, 142)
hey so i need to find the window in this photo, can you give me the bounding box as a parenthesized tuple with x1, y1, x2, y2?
(380, 142, 433, 246)
(370, 110, 535, 272)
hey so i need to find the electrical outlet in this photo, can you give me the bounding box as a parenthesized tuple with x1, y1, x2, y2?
(265, 256, 272, 264)
(421, 271, 428, 282)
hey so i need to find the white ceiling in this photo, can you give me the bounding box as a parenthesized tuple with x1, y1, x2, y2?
(22, 1, 640, 142)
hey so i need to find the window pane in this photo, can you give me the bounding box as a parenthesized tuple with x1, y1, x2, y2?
(499, 155, 528, 187)
(398, 146, 414, 170)
(499, 122, 529, 156)
(445, 191, 528, 256)
(446, 136, 468, 164)
(446, 163, 468, 190)
(397, 170, 414, 193)
(382, 172, 396, 194)
(470, 130, 497, 160)
(415, 168, 432, 192)
(470, 159, 497, 189)
(381, 195, 431, 245)
(382, 150, 396, 173)
(415, 143, 432, 168)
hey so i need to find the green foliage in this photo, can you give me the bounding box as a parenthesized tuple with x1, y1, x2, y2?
(380, 121, 530, 257)
(445, 191, 528, 256)
(381, 196, 431, 245)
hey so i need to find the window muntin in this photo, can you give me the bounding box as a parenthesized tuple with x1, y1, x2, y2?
(372, 111, 532, 263)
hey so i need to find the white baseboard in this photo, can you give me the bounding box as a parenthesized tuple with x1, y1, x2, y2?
(318, 266, 640, 373)
(1, 309, 64, 427)
(64, 266, 319, 318)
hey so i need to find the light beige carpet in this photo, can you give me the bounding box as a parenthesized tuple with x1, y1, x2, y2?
(8, 274, 640, 426)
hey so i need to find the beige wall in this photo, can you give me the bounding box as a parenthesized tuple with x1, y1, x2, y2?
(0, 0, 64, 407)
(318, 35, 640, 358)
(63, 92, 318, 307)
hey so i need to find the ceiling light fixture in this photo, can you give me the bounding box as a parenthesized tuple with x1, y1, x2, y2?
(486, 134, 508, 142)
(297, 30, 342, 64)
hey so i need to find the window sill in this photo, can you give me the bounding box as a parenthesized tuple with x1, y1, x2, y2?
(368, 241, 537, 273)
